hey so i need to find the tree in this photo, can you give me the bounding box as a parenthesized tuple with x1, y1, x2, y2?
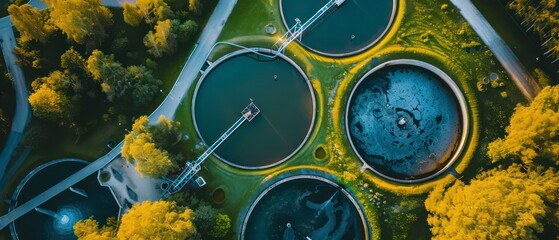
(125, 0, 173, 25)
(74, 201, 196, 240)
(14, 38, 42, 68)
(8, 4, 52, 43)
(188, 0, 202, 16)
(86, 50, 127, 102)
(171, 19, 198, 43)
(425, 165, 559, 240)
(125, 65, 161, 106)
(74, 217, 117, 240)
(61, 47, 86, 74)
(166, 191, 231, 238)
(193, 204, 218, 234)
(208, 213, 231, 238)
(488, 86, 559, 166)
(123, 2, 142, 26)
(28, 71, 78, 122)
(532, 68, 550, 87)
(29, 84, 72, 121)
(122, 116, 175, 177)
(86, 50, 120, 81)
(150, 115, 181, 150)
(87, 50, 161, 107)
(44, 0, 113, 44)
(117, 201, 196, 239)
(144, 19, 176, 57)
(507, 0, 559, 63)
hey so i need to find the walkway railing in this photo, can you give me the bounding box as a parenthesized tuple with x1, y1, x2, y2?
(272, 0, 345, 53)
(163, 102, 260, 195)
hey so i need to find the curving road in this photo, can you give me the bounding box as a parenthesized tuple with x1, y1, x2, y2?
(450, 0, 539, 100)
(0, 0, 238, 230)
(0, 17, 31, 182)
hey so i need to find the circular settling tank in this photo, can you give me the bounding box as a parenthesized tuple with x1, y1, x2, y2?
(280, 0, 396, 56)
(241, 175, 368, 239)
(346, 60, 468, 182)
(10, 159, 119, 240)
(193, 49, 315, 169)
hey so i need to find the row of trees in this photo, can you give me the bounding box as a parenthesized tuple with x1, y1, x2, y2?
(425, 85, 559, 239)
(9, 0, 202, 62)
(8, 1, 163, 132)
(8, 0, 203, 134)
(508, 0, 559, 61)
(27, 48, 162, 124)
(9, 0, 112, 46)
(74, 197, 231, 239)
(74, 200, 196, 239)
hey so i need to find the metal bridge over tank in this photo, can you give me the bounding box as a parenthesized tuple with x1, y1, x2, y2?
(162, 102, 260, 196)
(272, 0, 345, 53)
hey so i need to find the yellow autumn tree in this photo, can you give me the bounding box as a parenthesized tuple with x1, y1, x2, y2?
(8, 4, 53, 43)
(425, 165, 559, 240)
(28, 84, 72, 121)
(74, 201, 196, 240)
(123, 2, 142, 26)
(208, 213, 231, 238)
(74, 217, 117, 240)
(117, 201, 196, 240)
(44, 0, 113, 44)
(488, 86, 559, 165)
(123, 0, 173, 25)
(122, 116, 175, 177)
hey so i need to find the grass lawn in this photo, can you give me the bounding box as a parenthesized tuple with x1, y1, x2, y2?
(172, 0, 528, 239)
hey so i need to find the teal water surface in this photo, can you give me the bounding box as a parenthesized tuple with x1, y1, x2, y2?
(12, 161, 118, 240)
(347, 65, 462, 180)
(281, 0, 395, 55)
(194, 52, 314, 168)
(242, 177, 367, 240)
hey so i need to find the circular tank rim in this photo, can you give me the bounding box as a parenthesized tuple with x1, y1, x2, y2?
(344, 59, 470, 183)
(9, 158, 89, 240)
(239, 174, 370, 239)
(191, 48, 317, 170)
(279, 0, 398, 57)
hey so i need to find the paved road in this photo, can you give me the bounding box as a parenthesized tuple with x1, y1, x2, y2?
(0, 17, 31, 181)
(149, 0, 237, 122)
(0, 0, 238, 230)
(450, 0, 539, 100)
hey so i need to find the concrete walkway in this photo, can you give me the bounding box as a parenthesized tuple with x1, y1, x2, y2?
(99, 157, 166, 213)
(149, 0, 238, 122)
(449, 0, 539, 100)
(0, 0, 238, 230)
